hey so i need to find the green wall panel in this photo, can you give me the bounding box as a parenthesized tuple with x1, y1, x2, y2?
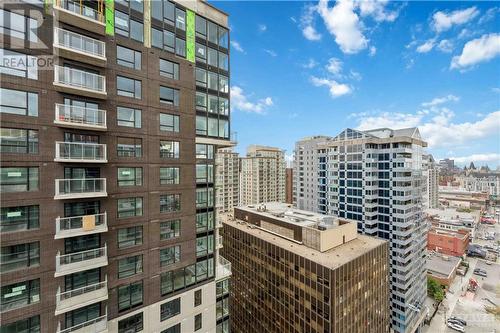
(186, 9, 195, 63)
(105, 0, 114, 36)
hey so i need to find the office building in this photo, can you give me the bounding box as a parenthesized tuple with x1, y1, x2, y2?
(215, 148, 239, 215)
(221, 203, 389, 333)
(293, 128, 428, 333)
(239, 145, 285, 205)
(0, 0, 231, 332)
(438, 158, 454, 171)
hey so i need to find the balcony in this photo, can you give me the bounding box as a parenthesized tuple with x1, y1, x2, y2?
(215, 255, 231, 281)
(55, 142, 107, 163)
(54, 178, 107, 200)
(55, 104, 106, 131)
(196, 131, 238, 148)
(53, 28, 106, 66)
(57, 314, 108, 333)
(55, 277, 108, 315)
(55, 245, 107, 277)
(216, 235, 223, 249)
(53, 0, 105, 35)
(55, 212, 107, 239)
(53, 65, 106, 99)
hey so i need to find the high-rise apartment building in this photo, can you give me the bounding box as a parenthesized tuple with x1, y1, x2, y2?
(423, 154, 439, 209)
(285, 167, 293, 204)
(0, 1, 231, 332)
(239, 145, 285, 205)
(215, 148, 239, 215)
(294, 128, 428, 333)
(221, 203, 390, 333)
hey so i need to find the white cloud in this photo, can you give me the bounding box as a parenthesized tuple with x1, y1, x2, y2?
(478, 7, 500, 25)
(450, 153, 500, 165)
(302, 58, 318, 69)
(451, 33, 500, 70)
(416, 39, 436, 53)
(300, 4, 322, 41)
(230, 86, 273, 114)
(258, 24, 267, 32)
(317, 0, 368, 54)
(358, 0, 399, 22)
(437, 39, 454, 53)
(302, 26, 322, 41)
(311, 76, 352, 98)
(349, 70, 362, 81)
(230, 41, 244, 53)
(263, 49, 277, 57)
(326, 57, 343, 75)
(432, 7, 479, 33)
(421, 94, 459, 107)
(369, 46, 377, 56)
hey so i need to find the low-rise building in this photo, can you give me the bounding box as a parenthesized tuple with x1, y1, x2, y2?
(427, 228, 470, 257)
(426, 208, 479, 239)
(426, 254, 461, 286)
(439, 187, 488, 210)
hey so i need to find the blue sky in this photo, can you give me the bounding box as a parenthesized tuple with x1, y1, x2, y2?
(213, 1, 500, 167)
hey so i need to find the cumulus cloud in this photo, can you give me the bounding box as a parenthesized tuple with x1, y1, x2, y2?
(303, 26, 322, 41)
(230, 41, 244, 53)
(421, 94, 459, 107)
(358, 0, 399, 22)
(451, 33, 500, 69)
(437, 39, 454, 53)
(231, 86, 273, 114)
(300, 4, 322, 41)
(432, 7, 479, 33)
(326, 57, 343, 75)
(416, 39, 436, 53)
(450, 153, 500, 165)
(310, 76, 352, 98)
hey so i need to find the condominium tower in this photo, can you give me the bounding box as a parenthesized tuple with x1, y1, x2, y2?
(1, 0, 231, 332)
(221, 203, 390, 333)
(294, 128, 428, 333)
(215, 148, 239, 215)
(423, 154, 439, 209)
(239, 145, 286, 205)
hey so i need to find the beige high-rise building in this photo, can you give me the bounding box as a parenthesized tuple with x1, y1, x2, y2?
(215, 148, 240, 215)
(239, 145, 286, 205)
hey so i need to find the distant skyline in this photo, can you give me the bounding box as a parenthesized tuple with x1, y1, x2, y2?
(213, 1, 500, 167)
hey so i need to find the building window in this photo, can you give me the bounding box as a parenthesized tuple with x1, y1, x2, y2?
(118, 254, 143, 279)
(195, 43, 206, 63)
(117, 76, 142, 99)
(175, 7, 185, 30)
(0, 128, 38, 154)
(195, 68, 207, 87)
(0, 205, 39, 233)
(0, 9, 37, 42)
(207, 48, 217, 67)
(216, 279, 229, 297)
(196, 187, 214, 209)
(219, 52, 228, 71)
(159, 167, 180, 185)
(196, 212, 214, 233)
(196, 235, 214, 257)
(118, 226, 143, 248)
(118, 312, 143, 333)
(196, 164, 213, 183)
(175, 37, 185, 57)
(194, 314, 202, 331)
(117, 197, 143, 218)
(195, 16, 206, 37)
(118, 167, 142, 187)
(160, 141, 179, 159)
(160, 194, 181, 213)
(115, 11, 143, 42)
(161, 323, 181, 333)
(196, 116, 206, 136)
(160, 245, 180, 267)
(160, 220, 180, 240)
(0, 241, 39, 273)
(0, 315, 40, 333)
(195, 92, 207, 111)
(0, 279, 40, 313)
(0, 49, 37, 79)
(117, 137, 142, 158)
(194, 289, 202, 307)
(0, 88, 38, 116)
(0, 167, 39, 193)
(160, 298, 180, 321)
(159, 113, 179, 133)
(117, 45, 141, 70)
(219, 28, 229, 49)
(118, 281, 143, 312)
(196, 144, 214, 159)
(160, 86, 179, 106)
(160, 59, 179, 80)
(117, 107, 141, 128)
(151, 28, 175, 53)
(208, 72, 218, 90)
(216, 298, 229, 320)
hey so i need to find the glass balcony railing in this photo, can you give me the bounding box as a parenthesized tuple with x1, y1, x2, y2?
(55, 104, 106, 130)
(55, 0, 104, 23)
(54, 65, 106, 94)
(53, 27, 106, 59)
(54, 178, 107, 199)
(55, 142, 107, 163)
(57, 314, 108, 333)
(55, 245, 107, 276)
(57, 279, 107, 303)
(216, 255, 231, 281)
(55, 277, 108, 315)
(55, 212, 107, 239)
(216, 235, 223, 249)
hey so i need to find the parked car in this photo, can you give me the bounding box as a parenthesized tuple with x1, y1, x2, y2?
(449, 316, 467, 326)
(473, 268, 487, 277)
(446, 321, 465, 332)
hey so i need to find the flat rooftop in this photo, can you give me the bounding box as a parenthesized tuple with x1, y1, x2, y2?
(425, 208, 479, 222)
(426, 254, 461, 277)
(429, 228, 468, 240)
(222, 214, 386, 270)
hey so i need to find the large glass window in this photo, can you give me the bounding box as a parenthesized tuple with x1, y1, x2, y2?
(118, 281, 143, 312)
(0, 279, 39, 313)
(208, 72, 218, 91)
(207, 48, 217, 67)
(160, 194, 181, 213)
(216, 298, 229, 320)
(118, 255, 143, 279)
(175, 8, 185, 30)
(160, 245, 180, 267)
(0, 49, 37, 79)
(118, 312, 143, 333)
(219, 75, 229, 93)
(160, 86, 179, 106)
(64, 303, 100, 328)
(115, 11, 143, 42)
(0, 167, 38, 193)
(0, 205, 39, 233)
(117, 76, 142, 99)
(160, 220, 180, 240)
(195, 16, 206, 37)
(160, 59, 179, 80)
(0, 242, 39, 273)
(219, 98, 229, 115)
(196, 92, 207, 111)
(208, 21, 218, 44)
(118, 167, 142, 187)
(117, 107, 141, 128)
(0, 315, 40, 333)
(0, 128, 38, 154)
(196, 116, 207, 136)
(162, 324, 181, 333)
(195, 68, 207, 87)
(117, 137, 142, 158)
(0, 88, 38, 116)
(196, 188, 214, 209)
(196, 212, 214, 232)
(160, 141, 179, 159)
(219, 52, 228, 71)
(118, 226, 143, 248)
(117, 45, 141, 70)
(160, 113, 179, 132)
(219, 27, 229, 49)
(208, 95, 218, 114)
(117, 197, 143, 218)
(196, 235, 214, 257)
(195, 43, 206, 63)
(196, 144, 214, 159)
(160, 298, 180, 321)
(0, 9, 38, 42)
(160, 167, 180, 185)
(216, 279, 229, 297)
(196, 164, 213, 183)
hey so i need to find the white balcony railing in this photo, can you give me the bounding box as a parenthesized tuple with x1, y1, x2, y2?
(55, 212, 107, 239)
(55, 245, 107, 277)
(55, 277, 108, 315)
(55, 104, 106, 130)
(215, 255, 231, 281)
(54, 65, 106, 94)
(53, 27, 106, 59)
(57, 314, 108, 333)
(55, 142, 107, 163)
(54, 0, 104, 24)
(54, 178, 107, 199)
(216, 235, 223, 249)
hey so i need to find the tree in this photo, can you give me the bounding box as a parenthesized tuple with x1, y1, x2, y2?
(427, 277, 446, 302)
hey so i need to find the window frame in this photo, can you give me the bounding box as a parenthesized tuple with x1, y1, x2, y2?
(118, 254, 143, 279)
(117, 167, 143, 187)
(159, 113, 180, 133)
(117, 197, 143, 218)
(116, 45, 142, 70)
(0, 127, 38, 154)
(160, 219, 180, 240)
(160, 194, 181, 213)
(160, 297, 180, 321)
(117, 106, 142, 128)
(118, 281, 143, 312)
(0, 88, 38, 117)
(117, 75, 142, 99)
(0, 167, 39, 193)
(117, 226, 143, 248)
